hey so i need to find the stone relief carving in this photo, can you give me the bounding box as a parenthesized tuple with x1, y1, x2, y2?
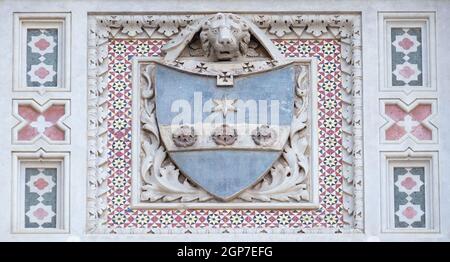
(134, 13, 315, 206)
(88, 13, 363, 233)
(161, 13, 284, 62)
(211, 124, 238, 146)
(95, 15, 200, 38)
(250, 15, 352, 38)
(199, 13, 251, 61)
(246, 14, 363, 230)
(172, 125, 197, 147)
(139, 64, 213, 202)
(251, 125, 277, 146)
(138, 62, 312, 204)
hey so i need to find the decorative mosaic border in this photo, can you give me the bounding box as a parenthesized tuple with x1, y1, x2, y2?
(109, 40, 336, 229)
(87, 14, 363, 233)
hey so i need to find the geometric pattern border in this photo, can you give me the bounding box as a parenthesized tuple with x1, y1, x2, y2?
(87, 13, 364, 234)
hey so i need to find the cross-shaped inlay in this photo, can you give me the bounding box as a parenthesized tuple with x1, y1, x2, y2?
(30, 115, 52, 133)
(195, 62, 208, 73)
(16, 102, 67, 142)
(173, 60, 185, 68)
(242, 62, 255, 72)
(216, 71, 234, 87)
(265, 60, 278, 67)
(384, 103, 433, 141)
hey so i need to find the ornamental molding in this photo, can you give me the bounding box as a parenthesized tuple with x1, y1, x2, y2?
(380, 149, 440, 233)
(87, 13, 363, 233)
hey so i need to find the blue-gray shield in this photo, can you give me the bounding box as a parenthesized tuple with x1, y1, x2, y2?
(154, 63, 295, 200)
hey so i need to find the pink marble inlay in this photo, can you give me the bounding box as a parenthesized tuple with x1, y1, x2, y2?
(18, 105, 40, 141)
(42, 105, 65, 122)
(402, 206, 417, 219)
(33, 208, 49, 220)
(385, 104, 407, 121)
(17, 104, 66, 141)
(411, 125, 432, 140)
(409, 104, 432, 121)
(33, 178, 49, 190)
(398, 38, 414, 50)
(43, 105, 65, 140)
(384, 103, 432, 141)
(399, 66, 415, 79)
(34, 38, 50, 51)
(18, 105, 39, 121)
(34, 67, 50, 79)
(401, 177, 417, 190)
(385, 124, 407, 141)
(43, 126, 65, 141)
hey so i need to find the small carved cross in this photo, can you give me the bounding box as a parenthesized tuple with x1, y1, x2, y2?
(242, 62, 255, 72)
(173, 60, 184, 68)
(266, 60, 278, 67)
(195, 62, 208, 72)
(216, 71, 234, 87)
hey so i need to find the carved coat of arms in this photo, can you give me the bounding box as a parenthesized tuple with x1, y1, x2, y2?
(132, 13, 318, 207)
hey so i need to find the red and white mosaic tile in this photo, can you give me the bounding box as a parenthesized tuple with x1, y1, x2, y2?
(106, 39, 343, 232)
(391, 28, 423, 87)
(25, 168, 57, 228)
(26, 29, 58, 88)
(393, 167, 426, 228)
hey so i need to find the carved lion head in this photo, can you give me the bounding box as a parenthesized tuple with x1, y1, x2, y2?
(199, 13, 251, 61)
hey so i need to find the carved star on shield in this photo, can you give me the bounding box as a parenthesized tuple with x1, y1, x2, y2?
(212, 97, 237, 117)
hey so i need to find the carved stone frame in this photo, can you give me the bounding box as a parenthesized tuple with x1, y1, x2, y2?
(129, 57, 319, 210)
(12, 149, 70, 234)
(87, 13, 363, 233)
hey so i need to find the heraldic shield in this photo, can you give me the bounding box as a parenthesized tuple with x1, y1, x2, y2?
(152, 63, 296, 201)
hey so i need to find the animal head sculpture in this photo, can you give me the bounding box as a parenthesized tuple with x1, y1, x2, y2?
(199, 13, 251, 61)
(161, 12, 283, 62)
